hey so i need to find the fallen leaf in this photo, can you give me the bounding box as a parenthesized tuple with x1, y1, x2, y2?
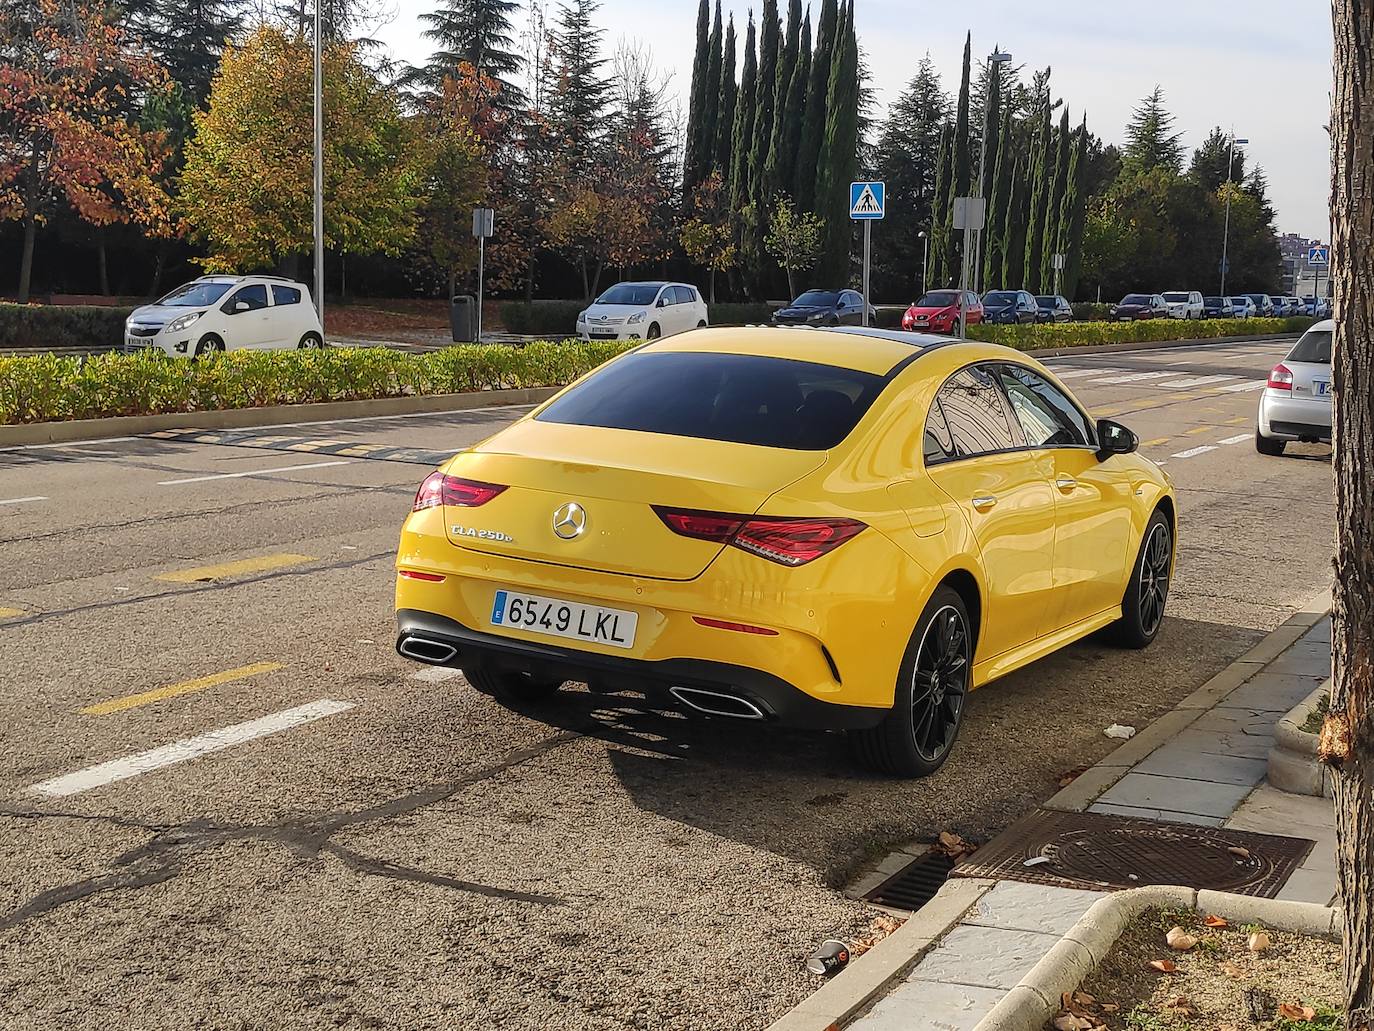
(1101, 1003, 1119, 1013)
(1221, 962, 1246, 977)
(1203, 914, 1229, 928)
(1052, 1014, 1095, 1031)
(1228, 846, 1252, 859)
(1058, 763, 1090, 787)
(1248, 930, 1271, 953)
(1278, 1003, 1317, 1021)
(1148, 959, 1178, 973)
(1219, 1024, 1240, 1031)
(1164, 996, 1195, 1016)
(1166, 926, 1198, 950)
(1074, 992, 1097, 1006)
(936, 831, 974, 856)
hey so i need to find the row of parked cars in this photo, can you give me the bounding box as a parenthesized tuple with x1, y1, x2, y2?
(1110, 291, 1331, 321)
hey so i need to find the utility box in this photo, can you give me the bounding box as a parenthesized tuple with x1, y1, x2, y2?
(450, 295, 477, 343)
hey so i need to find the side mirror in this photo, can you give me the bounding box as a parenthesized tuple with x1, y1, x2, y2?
(656, 297, 667, 307)
(1096, 419, 1138, 459)
(234, 300, 250, 312)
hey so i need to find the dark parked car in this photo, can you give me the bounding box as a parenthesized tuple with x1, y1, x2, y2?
(1246, 293, 1277, 317)
(981, 290, 1039, 325)
(1109, 293, 1169, 320)
(1204, 296, 1238, 318)
(1034, 294, 1074, 323)
(772, 289, 868, 326)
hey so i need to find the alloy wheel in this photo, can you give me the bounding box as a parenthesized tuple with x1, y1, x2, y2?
(1138, 523, 1172, 636)
(910, 605, 969, 762)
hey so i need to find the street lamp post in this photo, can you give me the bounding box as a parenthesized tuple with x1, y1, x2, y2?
(1219, 131, 1248, 297)
(974, 50, 1013, 294)
(312, 0, 324, 326)
(918, 230, 929, 297)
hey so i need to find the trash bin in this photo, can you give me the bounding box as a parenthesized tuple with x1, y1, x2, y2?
(449, 295, 476, 343)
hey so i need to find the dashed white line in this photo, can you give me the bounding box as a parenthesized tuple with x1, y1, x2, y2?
(1218, 433, 1252, 445)
(27, 699, 356, 797)
(1088, 371, 1181, 385)
(1171, 445, 1218, 459)
(1218, 380, 1267, 392)
(1047, 367, 1127, 379)
(0, 495, 47, 505)
(1152, 375, 1238, 389)
(409, 666, 465, 684)
(158, 460, 353, 485)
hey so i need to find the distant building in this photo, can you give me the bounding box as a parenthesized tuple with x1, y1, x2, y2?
(1277, 234, 1330, 297)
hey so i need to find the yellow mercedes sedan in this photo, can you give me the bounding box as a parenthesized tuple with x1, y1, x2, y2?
(395, 327, 1176, 777)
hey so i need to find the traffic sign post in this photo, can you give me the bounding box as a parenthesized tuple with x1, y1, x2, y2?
(850, 183, 885, 327)
(472, 208, 494, 343)
(1308, 245, 1329, 314)
(952, 197, 986, 338)
(1052, 252, 1065, 297)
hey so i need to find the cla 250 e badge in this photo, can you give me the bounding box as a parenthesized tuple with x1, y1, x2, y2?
(451, 525, 514, 543)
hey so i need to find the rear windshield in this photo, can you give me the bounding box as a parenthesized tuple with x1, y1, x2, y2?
(1121, 294, 1151, 305)
(983, 291, 1017, 304)
(1205, 297, 1224, 305)
(1162, 293, 1190, 302)
(536, 351, 886, 450)
(794, 290, 839, 306)
(915, 291, 959, 307)
(1287, 329, 1332, 364)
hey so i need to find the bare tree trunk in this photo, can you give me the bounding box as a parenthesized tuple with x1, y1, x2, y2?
(148, 243, 167, 299)
(97, 239, 110, 296)
(709, 267, 716, 304)
(1324, 5, 1374, 1030)
(18, 212, 36, 304)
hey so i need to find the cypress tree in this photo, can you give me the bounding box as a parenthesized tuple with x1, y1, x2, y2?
(714, 15, 738, 175)
(979, 57, 1001, 201)
(764, 4, 808, 204)
(929, 123, 952, 287)
(1024, 99, 1052, 293)
(750, 0, 781, 201)
(729, 14, 757, 213)
(1041, 106, 1072, 292)
(1002, 150, 1028, 289)
(1058, 114, 1089, 299)
(943, 33, 971, 285)
(814, 0, 858, 284)
(682, 0, 711, 197)
(983, 104, 1013, 290)
(795, 0, 836, 210)
(702, 1, 723, 178)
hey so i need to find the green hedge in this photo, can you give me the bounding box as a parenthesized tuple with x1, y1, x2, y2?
(1070, 302, 1112, 322)
(708, 302, 775, 325)
(0, 303, 134, 349)
(0, 341, 633, 425)
(968, 316, 1315, 350)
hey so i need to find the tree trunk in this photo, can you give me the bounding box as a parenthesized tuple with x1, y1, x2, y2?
(1324, 5, 1374, 1029)
(148, 244, 167, 299)
(525, 256, 535, 302)
(18, 212, 36, 304)
(98, 239, 110, 296)
(786, 266, 796, 300)
(709, 267, 716, 304)
(590, 260, 604, 299)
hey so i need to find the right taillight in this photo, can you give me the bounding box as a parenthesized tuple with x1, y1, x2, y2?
(653, 506, 866, 567)
(413, 472, 507, 512)
(1267, 363, 1294, 390)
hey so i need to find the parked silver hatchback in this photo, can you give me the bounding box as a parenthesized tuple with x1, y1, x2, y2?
(1256, 320, 1333, 455)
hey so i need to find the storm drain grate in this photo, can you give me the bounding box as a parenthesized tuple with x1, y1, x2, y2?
(864, 851, 956, 910)
(951, 808, 1315, 898)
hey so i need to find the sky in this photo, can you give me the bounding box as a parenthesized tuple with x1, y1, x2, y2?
(372, 0, 1334, 240)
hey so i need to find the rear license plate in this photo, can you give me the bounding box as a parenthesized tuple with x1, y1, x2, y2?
(490, 589, 637, 649)
(1314, 379, 1331, 397)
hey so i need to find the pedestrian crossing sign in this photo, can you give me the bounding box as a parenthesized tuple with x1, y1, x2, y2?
(1308, 246, 1329, 266)
(850, 181, 885, 220)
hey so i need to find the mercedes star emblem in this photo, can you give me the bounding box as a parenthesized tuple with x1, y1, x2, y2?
(552, 502, 587, 540)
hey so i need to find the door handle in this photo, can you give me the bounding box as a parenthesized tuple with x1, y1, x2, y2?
(971, 495, 998, 511)
(1056, 476, 1078, 492)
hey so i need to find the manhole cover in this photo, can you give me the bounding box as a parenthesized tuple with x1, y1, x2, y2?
(952, 808, 1314, 898)
(864, 851, 955, 910)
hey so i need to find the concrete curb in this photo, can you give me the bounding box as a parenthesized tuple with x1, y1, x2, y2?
(0, 386, 560, 447)
(1268, 680, 1333, 798)
(1045, 586, 1333, 813)
(972, 887, 1340, 1031)
(765, 878, 995, 1031)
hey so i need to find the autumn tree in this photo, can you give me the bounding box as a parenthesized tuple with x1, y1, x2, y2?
(414, 76, 490, 299)
(178, 26, 417, 274)
(764, 195, 823, 298)
(681, 170, 735, 302)
(0, 0, 172, 301)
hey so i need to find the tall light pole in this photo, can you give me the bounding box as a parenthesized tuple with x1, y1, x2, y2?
(974, 50, 1013, 293)
(918, 230, 929, 297)
(312, 0, 324, 326)
(1219, 131, 1248, 297)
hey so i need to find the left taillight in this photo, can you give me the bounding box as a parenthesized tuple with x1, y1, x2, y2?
(413, 472, 507, 512)
(653, 507, 866, 567)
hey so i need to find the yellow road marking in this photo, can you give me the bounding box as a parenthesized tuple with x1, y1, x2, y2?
(288, 441, 327, 451)
(81, 661, 284, 716)
(0, 607, 24, 619)
(1185, 425, 1213, 436)
(156, 553, 313, 583)
(1226, 415, 1249, 425)
(1143, 437, 1170, 447)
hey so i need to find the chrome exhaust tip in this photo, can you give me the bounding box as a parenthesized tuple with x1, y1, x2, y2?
(398, 635, 459, 666)
(669, 686, 766, 720)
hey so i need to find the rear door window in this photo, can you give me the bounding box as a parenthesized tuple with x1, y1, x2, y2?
(536, 351, 886, 450)
(933, 366, 1023, 459)
(272, 285, 302, 305)
(1287, 329, 1332, 364)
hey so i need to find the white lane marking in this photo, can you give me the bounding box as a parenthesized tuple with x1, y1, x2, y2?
(27, 699, 355, 797)
(1171, 445, 1218, 459)
(1218, 380, 1267, 392)
(0, 495, 47, 505)
(0, 436, 140, 453)
(158, 460, 353, 485)
(1219, 433, 1252, 445)
(1088, 371, 1181, 385)
(409, 666, 465, 684)
(1152, 375, 1238, 389)
(1047, 367, 1126, 379)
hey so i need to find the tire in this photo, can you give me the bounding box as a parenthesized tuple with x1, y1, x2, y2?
(1256, 429, 1286, 456)
(1110, 509, 1173, 649)
(194, 334, 224, 357)
(848, 586, 972, 778)
(298, 332, 323, 349)
(646, 323, 662, 339)
(697, 320, 707, 329)
(463, 662, 565, 701)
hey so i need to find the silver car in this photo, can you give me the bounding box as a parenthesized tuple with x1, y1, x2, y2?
(1256, 320, 1333, 455)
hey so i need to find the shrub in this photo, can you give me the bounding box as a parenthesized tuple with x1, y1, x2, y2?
(967, 316, 1315, 350)
(0, 341, 635, 425)
(1071, 302, 1112, 322)
(0, 303, 134, 349)
(499, 300, 585, 336)
(709, 302, 775, 325)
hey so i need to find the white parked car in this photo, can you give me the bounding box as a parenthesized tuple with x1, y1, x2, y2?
(1161, 290, 1205, 319)
(1227, 296, 1257, 318)
(124, 276, 324, 356)
(1256, 320, 1332, 455)
(576, 282, 708, 341)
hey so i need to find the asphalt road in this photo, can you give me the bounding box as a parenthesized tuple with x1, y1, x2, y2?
(0, 337, 1334, 1030)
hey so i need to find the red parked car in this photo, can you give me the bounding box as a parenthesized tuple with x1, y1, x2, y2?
(901, 289, 984, 334)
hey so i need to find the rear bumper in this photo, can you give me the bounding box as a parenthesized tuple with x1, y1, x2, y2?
(1258, 391, 1331, 441)
(396, 608, 886, 730)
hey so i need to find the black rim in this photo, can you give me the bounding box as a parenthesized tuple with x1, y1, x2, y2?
(1138, 523, 1172, 635)
(910, 605, 969, 762)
